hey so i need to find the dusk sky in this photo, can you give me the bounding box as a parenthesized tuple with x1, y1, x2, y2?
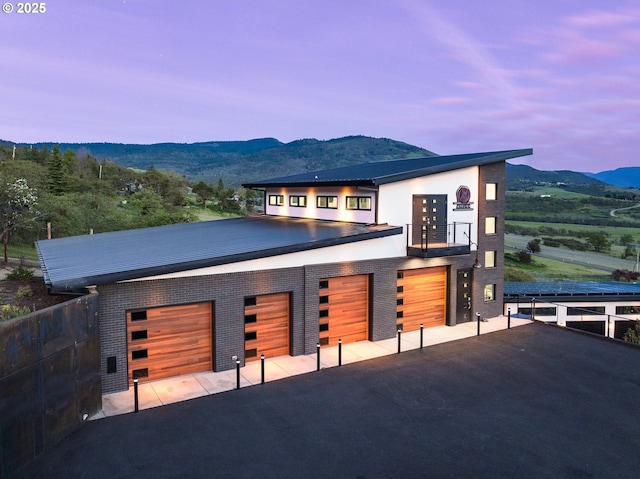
(2, 1, 639, 172)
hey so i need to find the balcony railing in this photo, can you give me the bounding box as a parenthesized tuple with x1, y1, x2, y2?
(406, 222, 472, 258)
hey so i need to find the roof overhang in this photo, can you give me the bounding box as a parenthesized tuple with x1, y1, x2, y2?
(36, 217, 402, 293)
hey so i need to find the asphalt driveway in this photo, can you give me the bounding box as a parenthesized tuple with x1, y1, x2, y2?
(11, 323, 640, 479)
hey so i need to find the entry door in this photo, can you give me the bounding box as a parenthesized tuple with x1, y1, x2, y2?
(456, 269, 473, 324)
(412, 195, 448, 246)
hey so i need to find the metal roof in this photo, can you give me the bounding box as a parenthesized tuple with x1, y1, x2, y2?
(243, 149, 533, 188)
(36, 216, 402, 292)
(504, 281, 640, 299)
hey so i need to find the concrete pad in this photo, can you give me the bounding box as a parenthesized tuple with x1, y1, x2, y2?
(342, 340, 394, 362)
(101, 382, 161, 416)
(269, 354, 317, 376)
(194, 370, 242, 394)
(150, 376, 209, 405)
(241, 357, 292, 384)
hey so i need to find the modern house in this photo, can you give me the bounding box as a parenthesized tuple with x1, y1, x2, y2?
(36, 148, 532, 394)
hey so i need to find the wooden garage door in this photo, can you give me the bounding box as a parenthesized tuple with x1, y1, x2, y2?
(397, 266, 447, 330)
(244, 292, 290, 361)
(318, 274, 369, 347)
(127, 302, 213, 384)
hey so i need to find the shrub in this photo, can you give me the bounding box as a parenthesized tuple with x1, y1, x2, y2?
(526, 238, 541, 253)
(0, 304, 33, 322)
(612, 269, 640, 282)
(515, 250, 532, 264)
(623, 323, 640, 344)
(6, 265, 34, 282)
(15, 285, 33, 299)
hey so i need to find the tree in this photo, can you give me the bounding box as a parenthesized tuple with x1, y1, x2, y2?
(0, 177, 38, 262)
(515, 250, 532, 264)
(622, 244, 637, 260)
(526, 238, 541, 254)
(192, 181, 214, 207)
(620, 233, 634, 246)
(585, 231, 611, 253)
(47, 145, 68, 195)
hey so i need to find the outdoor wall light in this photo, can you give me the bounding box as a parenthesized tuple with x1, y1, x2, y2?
(472, 253, 482, 269)
(464, 231, 482, 269)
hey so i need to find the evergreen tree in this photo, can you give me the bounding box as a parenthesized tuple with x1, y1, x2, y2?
(47, 145, 68, 195)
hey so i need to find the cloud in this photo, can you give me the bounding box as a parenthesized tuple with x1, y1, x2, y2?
(566, 9, 637, 28)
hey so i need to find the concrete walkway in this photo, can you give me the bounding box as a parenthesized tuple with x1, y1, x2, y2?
(94, 314, 531, 418)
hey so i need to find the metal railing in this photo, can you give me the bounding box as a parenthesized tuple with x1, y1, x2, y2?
(504, 296, 640, 343)
(406, 222, 473, 252)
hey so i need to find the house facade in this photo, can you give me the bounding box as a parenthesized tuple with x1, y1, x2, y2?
(36, 149, 532, 394)
(504, 281, 640, 339)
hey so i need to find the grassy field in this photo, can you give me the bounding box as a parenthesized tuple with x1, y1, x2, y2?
(507, 187, 591, 199)
(504, 252, 610, 282)
(5, 244, 39, 262)
(506, 220, 640, 244)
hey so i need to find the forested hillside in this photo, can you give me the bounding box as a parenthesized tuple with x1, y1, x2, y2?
(0, 144, 197, 255)
(1, 136, 435, 187)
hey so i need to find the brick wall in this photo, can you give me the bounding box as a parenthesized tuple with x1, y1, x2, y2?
(477, 161, 506, 320)
(98, 250, 488, 394)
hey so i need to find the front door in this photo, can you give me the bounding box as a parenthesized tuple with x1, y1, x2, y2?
(456, 269, 473, 324)
(412, 195, 447, 247)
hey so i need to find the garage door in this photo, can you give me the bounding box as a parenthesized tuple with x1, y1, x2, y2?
(397, 266, 447, 330)
(244, 292, 290, 361)
(318, 274, 369, 347)
(127, 302, 213, 384)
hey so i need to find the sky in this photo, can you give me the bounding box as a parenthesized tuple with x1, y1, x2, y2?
(1, 0, 639, 173)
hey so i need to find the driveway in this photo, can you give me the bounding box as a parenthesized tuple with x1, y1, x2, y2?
(11, 323, 640, 479)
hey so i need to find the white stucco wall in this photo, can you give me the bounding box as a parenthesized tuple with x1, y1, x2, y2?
(378, 166, 480, 245)
(264, 186, 376, 223)
(125, 232, 405, 281)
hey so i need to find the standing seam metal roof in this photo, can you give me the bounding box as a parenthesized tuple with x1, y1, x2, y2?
(36, 216, 402, 292)
(243, 149, 533, 187)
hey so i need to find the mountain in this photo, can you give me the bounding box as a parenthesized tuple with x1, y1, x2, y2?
(586, 167, 640, 188)
(506, 163, 604, 189)
(4, 136, 435, 186)
(5, 135, 632, 189)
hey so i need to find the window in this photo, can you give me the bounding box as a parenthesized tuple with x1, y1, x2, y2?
(484, 284, 496, 302)
(317, 195, 338, 209)
(486, 183, 497, 201)
(289, 195, 307, 207)
(485, 216, 497, 235)
(616, 305, 640, 315)
(131, 330, 148, 341)
(518, 307, 557, 317)
(346, 196, 371, 210)
(268, 195, 284, 206)
(131, 349, 148, 360)
(485, 251, 496, 268)
(567, 306, 605, 316)
(131, 310, 147, 321)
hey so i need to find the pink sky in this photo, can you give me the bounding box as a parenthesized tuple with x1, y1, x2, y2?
(1, 0, 639, 172)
